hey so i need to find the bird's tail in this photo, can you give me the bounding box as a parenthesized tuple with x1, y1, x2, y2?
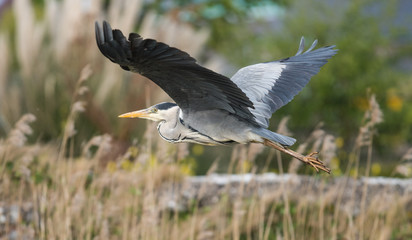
(252, 128, 296, 146)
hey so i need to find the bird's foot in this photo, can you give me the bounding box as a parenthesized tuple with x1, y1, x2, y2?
(262, 139, 331, 174)
(302, 152, 331, 174)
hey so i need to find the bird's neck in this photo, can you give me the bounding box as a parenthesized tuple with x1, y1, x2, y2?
(157, 107, 182, 143)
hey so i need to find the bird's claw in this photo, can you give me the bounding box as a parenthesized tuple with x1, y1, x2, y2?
(303, 152, 331, 174)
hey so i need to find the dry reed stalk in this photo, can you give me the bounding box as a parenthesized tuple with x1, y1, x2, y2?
(351, 93, 383, 239)
(394, 147, 412, 177)
(46, 0, 101, 62)
(275, 117, 292, 173)
(320, 134, 336, 167)
(5, 114, 36, 148)
(58, 65, 91, 161)
(13, 0, 45, 78)
(107, 0, 142, 32)
(228, 145, 240, 174)
(0, 34, 8, 107)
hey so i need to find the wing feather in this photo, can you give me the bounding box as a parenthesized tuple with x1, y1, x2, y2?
(95, 21, 256, 123)
(231, 37, 337, 127)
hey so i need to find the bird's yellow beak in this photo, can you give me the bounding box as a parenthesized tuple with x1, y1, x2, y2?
(118, 109, 150, 119)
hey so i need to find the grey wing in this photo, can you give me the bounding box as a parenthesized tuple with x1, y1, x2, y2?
(231, 37, 338, 128)
(95, 21, 257, 124)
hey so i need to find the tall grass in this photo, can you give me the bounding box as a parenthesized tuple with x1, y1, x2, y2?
(1, 100, 411, 239)
(1, 0, 412, 239)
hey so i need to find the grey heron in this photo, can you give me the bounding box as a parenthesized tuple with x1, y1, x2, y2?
(95, 21, 337, 173)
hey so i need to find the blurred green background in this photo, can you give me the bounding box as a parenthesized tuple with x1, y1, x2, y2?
(0, 0, 411, 175)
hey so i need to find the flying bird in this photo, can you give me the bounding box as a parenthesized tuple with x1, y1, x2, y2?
(95, 21, 337, 173)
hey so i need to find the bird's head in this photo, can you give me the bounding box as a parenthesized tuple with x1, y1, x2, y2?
(118, 102, 178, 122)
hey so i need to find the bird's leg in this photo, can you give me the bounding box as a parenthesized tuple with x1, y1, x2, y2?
(263, 139, 331, 174)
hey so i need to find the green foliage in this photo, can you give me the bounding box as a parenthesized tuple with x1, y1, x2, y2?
(207, 0, 412, 160)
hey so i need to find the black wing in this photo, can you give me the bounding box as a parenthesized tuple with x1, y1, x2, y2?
(95, 21, 256, 123)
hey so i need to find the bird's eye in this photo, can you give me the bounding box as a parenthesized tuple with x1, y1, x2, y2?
(152, 108, 158, 113)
